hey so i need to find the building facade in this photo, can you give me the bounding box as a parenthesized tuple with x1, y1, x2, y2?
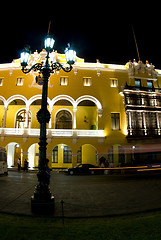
(0, 50, 161, 169)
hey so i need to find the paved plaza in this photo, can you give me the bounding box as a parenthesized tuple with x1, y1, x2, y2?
(1, 171, 161, 217)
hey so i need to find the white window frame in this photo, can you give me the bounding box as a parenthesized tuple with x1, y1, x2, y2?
(83, 77, 92, 86)
(111, 113, 120, 130)
(16, 77, 24, 86)
(60, 77, 68, 86)
(110, 78, 118, 87)
(0, 78, 4, 86)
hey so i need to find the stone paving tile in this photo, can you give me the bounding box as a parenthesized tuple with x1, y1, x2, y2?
(1, 171, 161, 217)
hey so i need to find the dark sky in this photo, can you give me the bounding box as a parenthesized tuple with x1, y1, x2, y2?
(1, 7, 160, 68)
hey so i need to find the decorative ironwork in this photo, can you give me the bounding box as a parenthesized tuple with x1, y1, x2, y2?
(22, 59, 73, 75)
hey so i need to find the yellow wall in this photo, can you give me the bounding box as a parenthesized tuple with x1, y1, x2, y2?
(76, 106, 97, 129)
(82, 144, 97, 165)
(0, 57, 160, 168)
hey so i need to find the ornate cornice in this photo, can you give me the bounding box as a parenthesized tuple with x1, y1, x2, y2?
(126, 59, 158, 79)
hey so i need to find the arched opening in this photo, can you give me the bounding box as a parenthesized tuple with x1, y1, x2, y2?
(55, 110, 72, 129)
(52, 98, 73, 129)
(6, 142, 23, 167)
(15, 109, 31, 129)
(79, 144, 97, 166)
(77, 100, 97, 130)
(52, 144, 72, 165)
(6, 99, 26, 128)
(54, 99, 73, 106)
(30, 99, 49, 129)
(28, 143, 39, 168)
(30, 99, 42, 129)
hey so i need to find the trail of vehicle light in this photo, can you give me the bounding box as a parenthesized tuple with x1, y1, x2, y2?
(89, 166, 149, 170)
(137, 168, 161, 172)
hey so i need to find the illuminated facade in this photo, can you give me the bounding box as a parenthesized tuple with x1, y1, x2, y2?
(0, 50, 161, 169)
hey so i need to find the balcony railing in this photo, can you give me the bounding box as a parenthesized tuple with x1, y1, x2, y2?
(127, 128, 160, 138)
(0, 128, 105, 139)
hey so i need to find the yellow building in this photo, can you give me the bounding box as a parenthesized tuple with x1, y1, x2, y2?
(0, 50, 161, 169)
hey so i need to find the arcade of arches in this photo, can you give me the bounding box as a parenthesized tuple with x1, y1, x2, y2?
(5, 142, 99, 169)
(5, 142, 130, 169)
(0, 95, 101, 130)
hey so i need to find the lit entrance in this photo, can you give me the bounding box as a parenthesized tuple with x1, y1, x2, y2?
(6, 142, 22, 167)
(77, 144, 97, 165)
(28, 143, 39, 168)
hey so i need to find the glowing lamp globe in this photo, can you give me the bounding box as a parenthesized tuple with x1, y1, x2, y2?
(44, 36, 55, 52)
(20, 48, 30, 67)
(65, 44, 76, 65)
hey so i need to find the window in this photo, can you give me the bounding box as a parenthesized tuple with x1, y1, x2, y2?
(15, 109, 31, 129)
(111, 113, 120, 130)
(83, 77, 92, 86)
(63, 146, 72, 163)
(52, 146, 58, 163)
(60, 77, 68, 86)
(0, 78, 4, 86)
(110, 78, 118, 87)
(135, 79, 141, 90)
(55, 110, 72, 129)
(16, 77, 24, 86)
(147, 80, 153, 91)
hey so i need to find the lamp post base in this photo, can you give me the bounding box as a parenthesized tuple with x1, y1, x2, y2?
(31, 196, 55, 214)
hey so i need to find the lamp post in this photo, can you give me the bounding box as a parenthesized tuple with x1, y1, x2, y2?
(20, 36, 76, 214)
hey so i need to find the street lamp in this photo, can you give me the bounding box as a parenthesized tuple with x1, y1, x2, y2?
(20, 36, 76, 214)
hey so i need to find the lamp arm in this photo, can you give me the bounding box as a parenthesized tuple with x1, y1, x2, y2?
(51, 61, 73, 73)
(22, 63, 43, 74)
(22, 61, 73, 74)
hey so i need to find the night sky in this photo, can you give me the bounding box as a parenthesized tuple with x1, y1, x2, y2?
(1, 7, 160, 68)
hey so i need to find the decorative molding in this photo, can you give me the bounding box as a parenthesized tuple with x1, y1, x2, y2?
(126, 60, 158, 79)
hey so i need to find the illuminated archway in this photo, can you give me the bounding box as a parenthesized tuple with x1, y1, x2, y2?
(28, 143, 39, 168)
(6, 95, 27, 107)
(51, 95, 75, 108)
(6, 142, 23, 167)
(76, 95, 102, 114)
(79, 144, 97, 165)
(28, 95, 51, 107)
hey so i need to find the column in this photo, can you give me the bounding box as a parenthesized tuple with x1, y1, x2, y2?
(25, 107, 29, 128)
(49, 106, 53, 129)
(156, 112, 160, 135)
(2, 106, 8, 128)
(73, 107, 77, 129)
(97, 109, 103, 130)
(128, 111, 132, 135)
(142, 112, 147, 135)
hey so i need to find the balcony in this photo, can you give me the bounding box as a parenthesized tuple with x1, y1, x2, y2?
(0, 128, 105, 139)
(127, 128, 160, 140)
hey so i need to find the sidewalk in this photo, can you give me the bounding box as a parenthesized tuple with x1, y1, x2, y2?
(1, 171, 161, 217)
